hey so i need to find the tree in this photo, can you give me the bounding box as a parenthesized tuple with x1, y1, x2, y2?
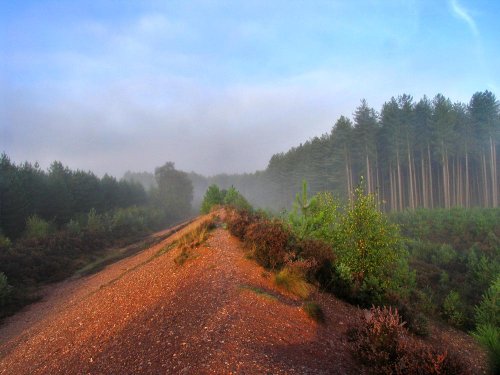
(334, 180, 407, 300)
(154, 162, 193, 221)
(200, 184, 224, 213)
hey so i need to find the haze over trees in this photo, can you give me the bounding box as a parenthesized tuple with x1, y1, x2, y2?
(180, 91, 499, 213)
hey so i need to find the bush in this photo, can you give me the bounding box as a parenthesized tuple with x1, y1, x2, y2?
(86, 208, 106, 233)
(245, 219, 290, 270)
(296, 238, 335, 283)
(25, 215, 54, 239)
(200, 184, 224, 214)
(226, 209, 255, 240)
(472, 324, 500, 374)
(351, 305, 407, 371)
(474, 276, 500, 328)
(66, 219, 82, 236)
(351, 305, 470, 374)
(110, 206, 147, 235)
(442, 290, 465, 327)
(334, 183, 409, 304)
(431, 244, 457, 266)
(287, 182, 339, 242)
(223, 186, 252, 212)
(472, 276, 500, 373)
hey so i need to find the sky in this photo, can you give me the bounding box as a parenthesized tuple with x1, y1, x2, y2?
(1, 0, 499, 177)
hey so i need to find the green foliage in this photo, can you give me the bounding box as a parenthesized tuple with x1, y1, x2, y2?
(200, 184, 224, 213)
(110, 206, 147, 235)
(472, 277, 500, 373)
(392, 207, 500, 329)
(288, 185, 339, 242)
(25, 215, 54, 239)
(472, 324, 500, 374)
(334, 183, 408, 301)
(0, 154, 147, 239)
(86, 208, 105, 233)
(223, 186, 252, 211)
(442, 290, 465, 327)
(430, 244, 456, 266)
(286, 180, 411, 305)
(0, 233, 12, 248)
(474, 276, 500, 328)
(65, 219, 82, 235)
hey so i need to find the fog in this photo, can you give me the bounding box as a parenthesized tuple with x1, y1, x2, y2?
(1, 1, 498, 178)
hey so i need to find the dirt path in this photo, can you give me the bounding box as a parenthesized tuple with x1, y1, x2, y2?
(0, 216, 364, 374)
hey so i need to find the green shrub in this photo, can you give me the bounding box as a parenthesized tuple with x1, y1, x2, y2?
(442, 290, 465, 327)
(287, 182, 339, 242)
(66, 219, 82, 235)
(111, 206, 147, 235)
(0, 233, 12, 248)
(471, 324, 500, 374)
(86, 208, 105, 233)
(223, 186, 252, 211)
(25, 215, 54, 239)
(430, 244, 457, 266)
(474, 276, 500, 328)
(200, 184, 224, 213)
(334, 183, 408, 303)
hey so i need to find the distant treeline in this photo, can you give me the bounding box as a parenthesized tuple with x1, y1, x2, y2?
(0, 156, 194, 240)
(129, 91, 497, 212)
(0, 155, 147, 239)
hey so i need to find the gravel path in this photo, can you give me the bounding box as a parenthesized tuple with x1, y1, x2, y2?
(0, 216, 363, 374)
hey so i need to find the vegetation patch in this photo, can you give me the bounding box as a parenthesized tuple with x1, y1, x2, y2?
(173, 218, 216, 267)
(274, 267, 311, 299)
(302, 302, 325, 323)
(350, 306, 470, 374)
(239, 284, 278, 301)
(174, 248, 191, 266)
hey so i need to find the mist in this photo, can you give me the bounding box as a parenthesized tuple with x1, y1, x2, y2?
(2, 1, 498, 178)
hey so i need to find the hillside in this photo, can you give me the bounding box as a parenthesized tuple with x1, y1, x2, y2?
(0, 212, 487, 374)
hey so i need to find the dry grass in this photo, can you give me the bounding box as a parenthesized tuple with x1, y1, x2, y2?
(274, 267, 311, 299)
(173, 218, 215, 266)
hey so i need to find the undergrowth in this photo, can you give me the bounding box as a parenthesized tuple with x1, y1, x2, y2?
(173, 218, 216, 266)
(350, 306, 470, 374)
(302, 302, 325, 323)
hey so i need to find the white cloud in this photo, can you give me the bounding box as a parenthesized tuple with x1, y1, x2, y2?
(449, 0, 479, 36)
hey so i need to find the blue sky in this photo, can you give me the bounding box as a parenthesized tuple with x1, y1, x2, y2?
(1, 0, 499, 176)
